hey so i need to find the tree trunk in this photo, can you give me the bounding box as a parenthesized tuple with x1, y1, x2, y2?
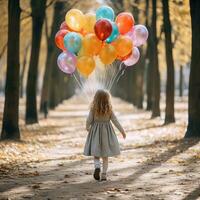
(162, 0, 175, 124)
(25, 0, 46, 124)
(20, 43, 30, 98)
(136, 49, 145, 109)
(49, 50, 61, 109)
(146, 40, 153, 110)
(64, 76, 74, 99)
(145, 0, 153, 111)
(40, 2, 65, 116)
(133, 0, 145, 109)
(185, 0, 200, 138)
(151, 0, 161, 118)
(130, 0, 141, 107)
(58, 71, 65, 104)
(1, 0, 21, 140)
(179, 65, 183, 97)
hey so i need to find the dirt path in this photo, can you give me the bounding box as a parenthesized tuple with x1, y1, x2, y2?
(0, 96, 200, 200)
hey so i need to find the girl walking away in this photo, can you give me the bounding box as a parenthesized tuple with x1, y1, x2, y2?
(84, 90, 126, 181)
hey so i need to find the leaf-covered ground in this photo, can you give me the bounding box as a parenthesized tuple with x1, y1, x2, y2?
(0, 96, 200, 200)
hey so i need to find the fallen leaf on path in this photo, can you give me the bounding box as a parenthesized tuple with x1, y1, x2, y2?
(32, 184, 40, 189)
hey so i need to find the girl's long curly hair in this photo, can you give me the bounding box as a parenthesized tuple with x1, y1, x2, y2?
(91, 90, 112, 117)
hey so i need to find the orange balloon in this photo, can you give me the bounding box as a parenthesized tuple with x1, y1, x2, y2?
(77, 56, 95, 77)
(80, 29, 87, 36)
(77, 47, 85, 57)
(115, 12, 134, 34)
(117, 51, 132, 61)
(112, 35, 133, 57)
(83, 13, 96, 33)
(82, 33, 102, 56)
(99, 43, 117, 65)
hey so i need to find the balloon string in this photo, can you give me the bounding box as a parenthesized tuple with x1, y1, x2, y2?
(72, 73, 90, 102)
(107, 64, 117, 91)
(108, 62, 124, 91)
(106, 64, 111, 90)
(109, 63, 115, 89)
(109, 63, 116, 90)
(72, 73, 83, 90)
(116, 67, 125, 83)
(108, 62, 122, 90)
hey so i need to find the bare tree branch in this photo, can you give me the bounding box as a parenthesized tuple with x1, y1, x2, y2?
(0, 43, 7, 59)
(21, 8, 31, 15)
(44, 15, 50, 47)
(21, 14, 31, 21)
(172, 33, 178, 48)
(46, 0, 56, 8)
(157, 24, 164, 44)
(68, 0, 79, 8)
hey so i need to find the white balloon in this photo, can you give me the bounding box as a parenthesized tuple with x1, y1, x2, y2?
(132, 25, 148, 47)
(123, 47, 140, 66)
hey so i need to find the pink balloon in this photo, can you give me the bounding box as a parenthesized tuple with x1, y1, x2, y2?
(132, 25, 148, 47)
(125, 26, 134, 38)
(123, 47, 140, 66)
(57, 51, 76, 74)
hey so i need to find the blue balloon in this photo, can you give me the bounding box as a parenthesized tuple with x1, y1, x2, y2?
(106, 22, 119, 43)
(64, 32, 82, 54)
(96, 6, 115, 21)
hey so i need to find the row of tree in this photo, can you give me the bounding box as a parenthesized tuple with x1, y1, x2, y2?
(111, 0, 200, 137)
(1, 0, 200, 139)
(1, 0, 75, 140)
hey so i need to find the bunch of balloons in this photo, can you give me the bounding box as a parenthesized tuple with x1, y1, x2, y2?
(55, 6, 148, 77)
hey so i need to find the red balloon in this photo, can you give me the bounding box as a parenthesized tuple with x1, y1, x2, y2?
(116, 12, 134, 34)
(55, 29, 68, 50)
(94, 19, 112, 41)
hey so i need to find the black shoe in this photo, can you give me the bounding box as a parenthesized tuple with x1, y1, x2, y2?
(93, 168, 100, 180)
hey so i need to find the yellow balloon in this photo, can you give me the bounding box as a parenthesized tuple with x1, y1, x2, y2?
(77, 56, 95, 77)
(99, 44, 117, 65)
(82, 33, 102, 56)
(112, 35, 133, 57)
(83, 13, 96, 33)
(65, 9, 86, 32)
(77, 47, 85, 57)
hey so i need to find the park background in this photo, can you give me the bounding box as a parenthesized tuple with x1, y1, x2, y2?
(0, 0, 200, 199)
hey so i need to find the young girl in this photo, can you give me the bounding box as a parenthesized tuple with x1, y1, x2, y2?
(83, 90, 126, 181)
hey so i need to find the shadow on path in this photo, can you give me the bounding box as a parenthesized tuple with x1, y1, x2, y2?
(23, 138, 200, 199)
(182, 185, 200, 200)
